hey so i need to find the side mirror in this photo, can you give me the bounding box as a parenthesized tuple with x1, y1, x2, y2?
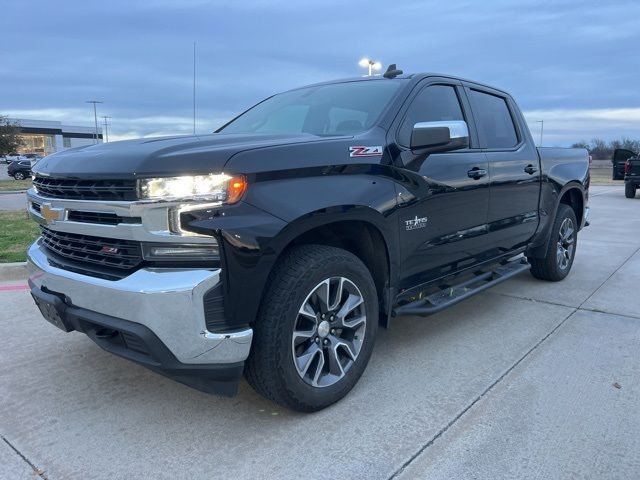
(410, 120, 469, 153)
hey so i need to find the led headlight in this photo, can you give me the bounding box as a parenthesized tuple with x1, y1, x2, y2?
(138, 174, 247, 203)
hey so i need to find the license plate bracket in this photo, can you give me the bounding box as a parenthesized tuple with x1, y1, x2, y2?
(31, 287, 73, 332)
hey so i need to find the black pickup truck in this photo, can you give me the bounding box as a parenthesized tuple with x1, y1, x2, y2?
(612, 148, 640, 198)
(27, 67, 590, 411)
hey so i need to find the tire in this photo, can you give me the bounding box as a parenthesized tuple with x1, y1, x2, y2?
(14, 172, 25, 180)
(527, 204, 578, 281)
(625, 183, 636, 199)
(245, 244, 378, 412)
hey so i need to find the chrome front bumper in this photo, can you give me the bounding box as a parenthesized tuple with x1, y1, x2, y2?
(27, 241, 252, 365)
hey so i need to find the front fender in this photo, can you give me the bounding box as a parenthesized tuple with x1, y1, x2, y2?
(182, 168, 400, 328)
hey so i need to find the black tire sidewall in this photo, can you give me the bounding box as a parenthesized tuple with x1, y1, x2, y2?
(14, 172, 25, 180)
(272, 248, 378, 408)
(625, 183, 636, 198)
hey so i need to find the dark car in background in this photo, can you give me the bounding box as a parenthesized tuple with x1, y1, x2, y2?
(7, 159, 32, 180)
(612, 149, 635, 181)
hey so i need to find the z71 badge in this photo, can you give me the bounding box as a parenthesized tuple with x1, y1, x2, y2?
(349, 146, 383, 157)
(405, 216, 428, 231)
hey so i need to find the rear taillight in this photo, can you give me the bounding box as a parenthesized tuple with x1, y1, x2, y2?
(624, 160, 632, 174)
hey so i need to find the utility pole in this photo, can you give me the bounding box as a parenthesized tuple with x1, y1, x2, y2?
(193, 42, 196, 135)
(101, 116, 111, 142)
(86, 100, 103, 144)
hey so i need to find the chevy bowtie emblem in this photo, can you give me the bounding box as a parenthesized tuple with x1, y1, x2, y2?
(40, 203, 64, 224)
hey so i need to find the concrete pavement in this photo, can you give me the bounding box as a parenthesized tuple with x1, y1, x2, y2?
(0, 185, 638, 479)
(0, 193, 27, 211)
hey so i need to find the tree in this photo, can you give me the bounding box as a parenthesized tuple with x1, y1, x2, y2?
(0, 116, 24, 156)
(571, 141, 590, 150)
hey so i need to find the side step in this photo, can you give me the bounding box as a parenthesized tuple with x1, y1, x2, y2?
(393, 258, 530, 317)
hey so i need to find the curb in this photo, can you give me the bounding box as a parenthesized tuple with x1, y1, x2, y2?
(0, 190, 27, 195)
(0, 262, 28, 283)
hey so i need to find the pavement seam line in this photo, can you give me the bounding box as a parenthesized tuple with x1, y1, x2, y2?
(576, 244, 640, 310)
(389, 243, 640, 478)
(488, 291, 640, 321)
(1, 435, 49, 479)
(387, 305, 579, 479)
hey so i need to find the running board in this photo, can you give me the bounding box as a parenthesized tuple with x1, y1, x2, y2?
(393, 258, 530, 317)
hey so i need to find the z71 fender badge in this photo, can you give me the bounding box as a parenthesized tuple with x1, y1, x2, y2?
(349, 146, 383, 157)
(405, 216, 428, 231)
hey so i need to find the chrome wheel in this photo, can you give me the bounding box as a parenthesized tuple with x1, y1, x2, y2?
(292, 277, 366, 388)
(556, 218, 575, 270)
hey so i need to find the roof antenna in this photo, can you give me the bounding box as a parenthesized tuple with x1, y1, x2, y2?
(383, 64, 403, 79)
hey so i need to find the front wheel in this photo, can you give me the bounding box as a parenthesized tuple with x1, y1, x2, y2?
(527, 203, 578, 281)
(245, 245, 378, 412)
(14, 172, 25, 180)
(625, 183, 636, 198)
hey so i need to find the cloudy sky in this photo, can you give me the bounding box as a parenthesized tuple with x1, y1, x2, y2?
(1, 0, 639, 146)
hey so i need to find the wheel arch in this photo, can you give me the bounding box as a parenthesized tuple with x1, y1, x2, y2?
(527, 181, 585, 259)
(558, 184, 584, 228)
(263, 206, 397, 327)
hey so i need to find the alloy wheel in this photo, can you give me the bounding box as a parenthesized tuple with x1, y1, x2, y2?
(291, 277, 366, 388)
(556, 217, 575, 270)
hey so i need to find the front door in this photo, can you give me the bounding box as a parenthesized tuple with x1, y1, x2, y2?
(391, 82, 491, 290)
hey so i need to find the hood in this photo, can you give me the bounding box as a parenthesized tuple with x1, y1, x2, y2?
(32, 133, 341, 179)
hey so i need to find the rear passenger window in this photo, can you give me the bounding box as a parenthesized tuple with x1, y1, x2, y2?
(469, 90, 518, 149)
(398, 85, 464, 146)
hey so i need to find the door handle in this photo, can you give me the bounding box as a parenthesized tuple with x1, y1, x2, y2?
(467, 167, 487, 179)
(524, 164, 538, 174)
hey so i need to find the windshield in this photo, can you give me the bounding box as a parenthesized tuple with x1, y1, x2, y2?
(218, 80, 403, 136)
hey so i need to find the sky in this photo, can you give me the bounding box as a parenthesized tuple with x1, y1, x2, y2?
(1, 0, 639, 146)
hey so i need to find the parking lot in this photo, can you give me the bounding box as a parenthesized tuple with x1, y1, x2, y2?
(1, 185, 638, 479)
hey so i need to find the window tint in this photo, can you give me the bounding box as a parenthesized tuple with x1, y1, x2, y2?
(469, 90, 518, 148)
(398, 85, 464, 146)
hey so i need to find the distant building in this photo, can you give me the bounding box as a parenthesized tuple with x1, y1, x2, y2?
(8, 118, 103, 156)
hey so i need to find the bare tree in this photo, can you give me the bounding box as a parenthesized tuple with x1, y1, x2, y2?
(571, 138, 640, 159)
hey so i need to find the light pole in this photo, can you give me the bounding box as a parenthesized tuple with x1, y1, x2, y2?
(193, 42, 196, 135)
(86, 100, 103, 144)
(101, 116, 111, 142)
(358, 58, 382, 77)
(535, 120, 544, 147)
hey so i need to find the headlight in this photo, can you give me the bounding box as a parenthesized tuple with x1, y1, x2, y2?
(138, 174, 247, 203)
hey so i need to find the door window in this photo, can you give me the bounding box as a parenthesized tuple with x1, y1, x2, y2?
(469, 90, 518, 149)
(398, 85, 464, 146)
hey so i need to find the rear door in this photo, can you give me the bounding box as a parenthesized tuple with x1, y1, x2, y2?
(613, 149, 636, 180)
(466, 86, 540, 253)
(391, 80, 491, 289)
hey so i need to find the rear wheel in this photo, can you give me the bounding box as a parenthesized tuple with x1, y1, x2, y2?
(625, 183, 636, 198)
(527, 204, 577, 281)
(14, 172, 25, 180)
(245, 245, 378, 412)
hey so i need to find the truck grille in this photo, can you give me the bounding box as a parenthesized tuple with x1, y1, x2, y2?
(40, 227, 143, 276)
(67, 210, 140, 226)
(33, 176, 138, 201)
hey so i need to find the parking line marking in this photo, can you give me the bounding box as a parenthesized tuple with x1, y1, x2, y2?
(0, 284, 29, 291)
